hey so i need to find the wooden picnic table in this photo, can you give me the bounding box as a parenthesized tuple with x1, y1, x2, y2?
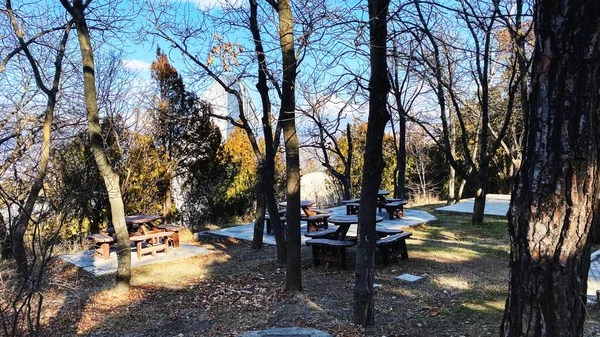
(125, 215, 163, 225)
(359, 189, 391, 203)
(279, 200, 316, 216)
(309, 215, 384, 241)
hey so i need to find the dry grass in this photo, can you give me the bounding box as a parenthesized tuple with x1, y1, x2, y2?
(4, 206, 600, 336)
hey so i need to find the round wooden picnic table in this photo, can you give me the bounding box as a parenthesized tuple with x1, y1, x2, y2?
(279, 200, 316, 216)
(278, 200, 315, 208)
(328, 215, 384, 225)
(322, 215, 384, 241)
(125, 215, 163, 225)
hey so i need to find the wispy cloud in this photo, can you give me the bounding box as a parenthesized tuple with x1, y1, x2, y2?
(122, 59, 151, 72)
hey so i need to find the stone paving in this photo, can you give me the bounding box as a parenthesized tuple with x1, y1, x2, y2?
(588, 250, 600, 303)
(435, 193, 510, 217)
(201, 206, 437, 246)
(59, 243, 212, 276)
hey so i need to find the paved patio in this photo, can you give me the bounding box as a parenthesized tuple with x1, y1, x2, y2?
(201, 206, 437, 245)
(434, 193, 510, 217)
(59, 243, 212, 276)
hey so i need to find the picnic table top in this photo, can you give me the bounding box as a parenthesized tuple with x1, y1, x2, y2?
(358, 190, 391, 196)
(125, 215, 163, 224)
(279, 200, 315, 208)
(328, 215, 384, 225)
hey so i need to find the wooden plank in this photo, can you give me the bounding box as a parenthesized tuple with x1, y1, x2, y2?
(377, 232, 412, 245)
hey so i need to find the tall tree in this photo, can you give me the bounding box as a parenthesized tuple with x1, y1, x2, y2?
(249, 0, 286, 259)
(3, 0, 71, 274)
(353, 0, 390, 325)
(150, 48, 193, 222)
(501, 0, 600, 335)
(267, 0, 302, 291)
(60, 0, 131, 291)
(405, 0, 531, 223)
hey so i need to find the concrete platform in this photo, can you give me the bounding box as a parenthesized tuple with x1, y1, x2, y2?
(435, 194, 510, 217)
(201, 206, 437, 246)
(59, 243, 212, 276)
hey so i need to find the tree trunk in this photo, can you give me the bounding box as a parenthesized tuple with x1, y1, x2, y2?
(63, 0, 131, 291)
(249, 0, 286, 263)
(0, 213, 9, 259)
(501, 1, 600, 335)
(456, 178, 467, 202)
(252, 162, 265, 250)
(163, 175, 173, 223)
(353, 0, 390, 326)
(4, 7, 70, 275)
(276, 0, 301, 291)
(471, 170, 487, 224)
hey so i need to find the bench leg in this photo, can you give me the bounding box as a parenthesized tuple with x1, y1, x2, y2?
(340, 247, 347, 269)
(379, 247, 391, 265)
(266, 218, 272, 234)
(101, 243, 110, 260)
(311, 246, 321, 266)
(399, 206, 404, 218)
(137, 241, 142, 259)
(173, 232, 179, 248)
(307, 221, 316, 232)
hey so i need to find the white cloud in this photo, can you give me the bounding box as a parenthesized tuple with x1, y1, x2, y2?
(122, 59, 151, 72)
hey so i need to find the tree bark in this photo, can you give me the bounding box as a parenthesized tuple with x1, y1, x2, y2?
(252, 163, 265, 250)
(275, 0, 302, 291)
(249, 0, 286, 263)
(501, 1, 600, 335)
(4, 4, 70, 274)
(353, 0, 390, 325)
(61, 0, 131, 291)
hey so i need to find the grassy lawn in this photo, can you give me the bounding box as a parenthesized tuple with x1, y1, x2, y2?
(5, 203, 600, 336)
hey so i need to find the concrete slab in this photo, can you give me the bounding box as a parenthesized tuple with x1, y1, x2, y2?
(435, 194, 510, 217)
(587, 249, 600, 303)
(396, 273, 423, 282)
(59, 243, 212, 276)
(201, 206, 437, 246)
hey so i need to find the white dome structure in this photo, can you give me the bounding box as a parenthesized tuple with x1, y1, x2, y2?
(199, 77, 258, 142)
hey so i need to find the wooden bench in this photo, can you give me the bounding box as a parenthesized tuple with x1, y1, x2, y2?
(383, 201, 408, 220)
(376, 227, 403, 238)
(376, 232, 412, 265)
(157, 224, 183, 248)
(265, 212, 287, 234)
(345, 202, 360, 215)
(302, 213, 331, 232)
(341, 198, 360, 204)
(129, 232, 174, 259)
(87, 234, 115, 260)
(305, 238, 355, 269)
(306, 207, 332, 216)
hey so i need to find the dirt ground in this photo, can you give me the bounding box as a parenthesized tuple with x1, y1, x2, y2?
(6, 204, 600, 336)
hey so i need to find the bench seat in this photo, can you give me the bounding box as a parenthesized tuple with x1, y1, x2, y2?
(87, 234, 115, 260)
(129, 232, 174, 259)
(383, 201, 408, 219)
(302, 213, 331, 232)
(157, 224, 183, 248)
(265, 214, 286, 234)
(345, 202, 360, 215)
(376, 232, 412, 265)
(305, 238, 355, 269)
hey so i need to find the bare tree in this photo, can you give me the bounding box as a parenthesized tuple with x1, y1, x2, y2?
(353, 0, 390, 325)
(401, 0, 531, 223)
(2, 0, 72, 274)
(60, 0, 132, 291)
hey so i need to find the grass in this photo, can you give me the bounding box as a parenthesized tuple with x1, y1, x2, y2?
(3, 203, 600, 336)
